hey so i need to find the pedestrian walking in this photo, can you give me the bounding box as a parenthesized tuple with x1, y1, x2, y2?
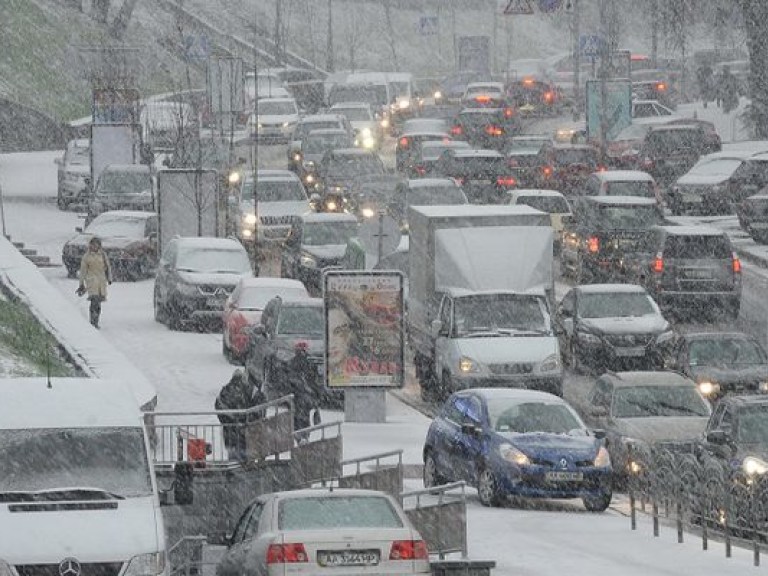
(215, 369, 265, 462)
(77, 236, 112, 328)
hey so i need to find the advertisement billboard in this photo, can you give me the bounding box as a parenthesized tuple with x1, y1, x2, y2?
(585, 79, 632, 142)
(324, 271, 405, 389)
(90, 123, 140, 187)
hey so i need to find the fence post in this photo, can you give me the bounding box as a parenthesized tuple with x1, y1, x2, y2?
(630, 491, 636, 530)
(724, 488, 732, 558)
(652, 501, 659, 537)
(676, 484, 684, 544)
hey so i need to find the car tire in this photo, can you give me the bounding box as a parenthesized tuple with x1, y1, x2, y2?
(423, 451, 446, 489)
(583, 489, 612, 512)
(478, 467, 503, 507)
(153, 289, 166, 325)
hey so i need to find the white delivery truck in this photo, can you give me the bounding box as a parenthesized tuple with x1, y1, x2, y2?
(408, 205, 562, 401)
(0, 378, 168, 574)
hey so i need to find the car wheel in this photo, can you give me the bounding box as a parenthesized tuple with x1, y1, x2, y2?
(423, 451, 446, 489)
(583, 489, 612, 512)
(153, 289, 166, 324)
(477, 467, 502, 507)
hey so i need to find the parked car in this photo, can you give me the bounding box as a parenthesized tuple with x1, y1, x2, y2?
(506, 77, 565, 117)
(86, 164, 155, 224)
(244, 296, 343, 407)
(555, 284, 672, 373)
(626, 225, 742, 320)
(62, 210, 158, 280)
(433, 148, 517, 204)
(238, 170, 310, 244)
(329, 101, 382, 149)
(222, 277, 309, 363)
(423, 388, 613, 510)
(153, 237, 253, 330)
(658, 331, 768, 400)
(216, 489, 430, 576)
(560, 196, 664, 282)
(388, 178, 468, 230)
(287, 113, 352, 172)
(575, 371, 711, 479)
(56, 138, 90, 210)
(534, 143, 602, 194)
(506, 145, 546, 188)
(583, 170, 661, 205)
(247, 97, 300, 143)
(461, 81, 505, 103)
(632, 99, 677, 118)
(408, 140, 471, 178)
(635, 124, 710, 188)
(737, 191, 768, 244)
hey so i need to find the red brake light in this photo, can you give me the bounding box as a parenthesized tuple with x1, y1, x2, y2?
(587, 236, 600, 253)
(454, 176, 465, 185)
(399, 137, 410, 148)
(294, 340, 309, 352)
(656, 82, 667, 92)
(475, 94, 491, 104)
(733, 254, 741, 273)
(496, 176, 517, 187)
(522, 78, 535, 87)
(390, 540, 428, 561)
(450, 125, 463, 136)
(543, 91, 554, 103)
(504, 107, 515, 118)
(652, 253, 664, 273)
(596, 165, 607, 172)
(542, 166, 553, 177)
(642, 157, 654, 169)
(484, 125, 504, 136)
(414, 165, 426, 175)
(267, 543, 308, 564)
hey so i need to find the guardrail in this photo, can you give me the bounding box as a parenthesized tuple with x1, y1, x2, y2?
(401, 482, 468, 560)
(626, 444, 768, 566)
(168, 535, 210, 576)
(337, 450, 404, 502)
(291, 420, 343, 485)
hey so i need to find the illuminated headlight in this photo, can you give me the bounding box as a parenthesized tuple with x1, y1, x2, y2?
(293, 153, 302, 162)
(123, 551, 166, 576)
(326, 200, 338, 211)
(241, 229, 253, 239)
(282, 121, 291, 128)
(697, 380, 720, 397)
(300, 255, 317, 269)
(380, 118, 390, 128)
(593, 446, 611, 468)
(628, 460, 643, 475)
(303, 160, 315, 169)
(499, 443, 530, 466)
(743, 456, 768, 476)
(361, 207, 375, 219)
(362, 137, 376, 149)
(398, 99, 410, 109)
(244, 213, 257, 225)
(577, 332, 601, 344)
(759, 381, 768, 393)
(459, 356, 479, 373)
(228, 171, 241, 185)
(538, 353, 561, 373)
(434, 90, 442, 100)
(257, 123, 263, 129)
(360, 127, 372, 138)
(305, 174, 315, 184)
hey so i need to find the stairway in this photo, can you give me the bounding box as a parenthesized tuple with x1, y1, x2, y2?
(7, 237, 59, 269)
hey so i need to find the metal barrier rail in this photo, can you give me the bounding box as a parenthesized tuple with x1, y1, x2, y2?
(401, 481, 468, 560)
(337, 450, 404, 503)
(168, 535, 210, 576)
(292, 420, 344, 485)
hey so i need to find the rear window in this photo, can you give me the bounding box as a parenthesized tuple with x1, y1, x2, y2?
(588, 204, 663, 229)
(452, 157, 506, 177)
(662, 235, 731, 259)
(605, 181, 655, 198)
(553, 149, 597, 166)
(515, 196, 570, 213)
(279, 496, 403, 530)
(645, 129, 704, 154)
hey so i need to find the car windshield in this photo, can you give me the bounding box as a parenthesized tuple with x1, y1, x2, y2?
(330, 84, 388, 106)
(451, 157, 506, 177)
(279, 496, 403, 530)
(333, 107, 371, 122)
(259, 101, 297, 115)
(592, 204, 663, 229)
(85, 216, 146, 238)
(491, 401, 583, 434)
(579, 292, 656, 318)
(242, 180, 307, 202)
(737, 405, 768, 444)
(276, 306, 324, 336)
(0, 428, 152, 498)
(302, 222, 358, 245)
(453, 294, 549, 336)
(612, 386, 710, 418)
(176, 247, 251, 274)
(605, 181, 655, 198)
(97, 171, 151, 195)
(328, 155, 384, 178)
(421, 142, 470, 161)
(688, 338, 767, 367)
(408, 186, 467, 206)
(515, 195, 570, 213)
(238, 286, 307, 310)
(662, 235, 731, 258)
(304, 133, 351, 154)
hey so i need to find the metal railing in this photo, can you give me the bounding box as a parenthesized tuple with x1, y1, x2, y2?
(402, 481, 468, 560)
(337, 450, 404, 503)
(168, 535, 211, 576)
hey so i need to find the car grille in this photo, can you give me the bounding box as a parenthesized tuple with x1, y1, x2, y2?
(197, 285, 234, 297)
(605, 334, 653, 347)
(16, 564, 123, 576)
(488, 363, 534, 375)
(260, 215, 299, 226)
(530, 456, 595, 468)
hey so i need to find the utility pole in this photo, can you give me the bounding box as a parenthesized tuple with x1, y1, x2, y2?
(598, 0, 610, 160)
(274, 0, 283, 66)
(651, 0, 658, 68)
(326, 0, 334, 72)
(571, 0, 581, 120)
(252, 12, 260, 274)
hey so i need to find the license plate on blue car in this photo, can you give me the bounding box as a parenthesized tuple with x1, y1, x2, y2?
(545, 471, 583, 481)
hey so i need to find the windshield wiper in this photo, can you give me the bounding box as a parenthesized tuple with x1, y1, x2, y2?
(655, 401, 704, 417)
(496, 327, 550, 336)
(0, 488, 125, 502)
(176, 267, 200, 273)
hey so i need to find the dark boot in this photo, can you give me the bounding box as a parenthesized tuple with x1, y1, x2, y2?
(89, 298, 102, 328)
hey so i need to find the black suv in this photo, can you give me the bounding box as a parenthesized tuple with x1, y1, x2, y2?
(433, 148, 517, 204)
(153, 237, 254, 330)
(244, 296, 342, 407)
(560, 196, 664, 282)
(626, 225, 742, 319)
(636, 124, 709, 187)
(450, 107, 518, 151)
(737, 192, 768, 244)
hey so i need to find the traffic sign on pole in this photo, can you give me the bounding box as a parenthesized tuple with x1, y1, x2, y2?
(501, 0, 534, 15)
(579, 34, 603, 59)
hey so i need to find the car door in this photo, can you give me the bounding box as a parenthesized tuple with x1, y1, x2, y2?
(433, 295, 454, 380)
(449, 395, 485, 484)
(218, 501, 264, 576)
(559, 201, 583, 270)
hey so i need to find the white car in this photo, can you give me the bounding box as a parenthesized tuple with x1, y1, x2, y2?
(248, 97, 300, 142)
(239, 170, 310, 243)
(329, 101, 381, 149)
(216, 489, 431, 576)
(462, 81, 505, 102)
(631, 99, 678, 119)
(507, 189, 571, 236)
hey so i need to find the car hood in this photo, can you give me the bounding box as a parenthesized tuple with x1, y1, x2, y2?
(498, 431, 599, 462)
(178, 271, 250, 285)
(579, 316, 668, 336)
(240, 201, 307, 217)
(613, 417, 709, 443)
(302, 244, 347, 261)
(689, 365, 768, 385)
(455, 336, 558, 365)
(0, 497, 161, 564)
(676, 173, 730, 186)
(258, 114, 298, 124)
(66, 235, 141, 251)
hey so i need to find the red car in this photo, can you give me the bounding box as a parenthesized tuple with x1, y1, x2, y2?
(222, 277, 308, 363)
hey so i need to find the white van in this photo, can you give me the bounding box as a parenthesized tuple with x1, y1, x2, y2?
(0, 378, 167, 575)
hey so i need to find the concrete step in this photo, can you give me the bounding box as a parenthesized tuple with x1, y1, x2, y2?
(12, 241, 24, 250)
(26, 254, 51, 266)
(19, 248, 37, 257)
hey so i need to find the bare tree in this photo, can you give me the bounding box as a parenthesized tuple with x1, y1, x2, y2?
(345, 14, 364, 72)
(740, 0, 768, 137)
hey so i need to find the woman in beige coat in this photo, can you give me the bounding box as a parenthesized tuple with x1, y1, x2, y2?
(77, 236, 113, 328)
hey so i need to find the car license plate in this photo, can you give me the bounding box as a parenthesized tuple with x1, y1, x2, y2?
(615, 347, 646, 357)
(545, 471, 583, 482)
(206, 297, 225, 308)
(318, 550, 380, 567)
(682, 193, 703, 203)
(683, 269, 712, 279)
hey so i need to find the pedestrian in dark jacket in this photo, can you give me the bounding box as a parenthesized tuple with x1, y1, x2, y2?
(215, 369, 265, 461)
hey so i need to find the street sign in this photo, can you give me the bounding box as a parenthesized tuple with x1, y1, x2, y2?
(585, 80, 632, 142)
(501, 0, 534, 15)
(184, 34, 210, 62)
(579, 35, 604, 59)
(358, 213, 400, 263)
(538, 0, 563, 12)
(417, 15, 438, 36)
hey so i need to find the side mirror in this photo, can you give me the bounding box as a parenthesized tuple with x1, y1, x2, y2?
(706, 429, 729, 445)
(591, 428, 607, 440)
(461, 422, 481, 436)
(172, 462, 194, 506)
(430, 319, 443, 338)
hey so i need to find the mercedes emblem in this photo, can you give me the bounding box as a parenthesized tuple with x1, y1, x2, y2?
(59, 558, 81, 576)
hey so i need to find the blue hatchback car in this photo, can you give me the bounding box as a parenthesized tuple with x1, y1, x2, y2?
(423, 388, 613, 510)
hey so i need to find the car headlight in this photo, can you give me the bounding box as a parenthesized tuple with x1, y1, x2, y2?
(303, 160, 315, 169)
(241, 229, 253, 238)
(398, 99, 410, 109)
(459, 356, 480, 373)
(293, 153, 302, 162)
(434, 90, 442, 100)
(0, 560, 14, 576)
(577, 332, 601, 344)
(538, 353, 561, 373)
(123, 552, 166, 576)
(283, 122, 290, 128)
(759, 381, 768, 393)
(176, 282, 198, 296)
(228, 171, 241, 185)
(362, 137, 376, 149)
(300, 255, 317, 269)
(257, 123, 263, 129)
(244, 213, 257, 225)
(380, 118, 390, 128)
(360, 127, 372, 138)
(743, 456, 768, 476)
(697, 380, 720, 397)
(305, 174, 315, 184)
(593, 446, 611, 468)
(499, 443, 530, 466)
(326, 200, 338, 211)
(361, 207, 375, 219)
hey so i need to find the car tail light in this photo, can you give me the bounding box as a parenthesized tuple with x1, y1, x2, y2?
(414, 165, 426, 176)
(656, 82, 667, 92)
(267, 543, 309, 564)
(496, 176, 517, 187)
(542, 166, 553, 178)
(652, 252, 664, 273)
(450, 125, 463, 136)
(543, 91, 555, 103)
(733, 253, 741, 274)
(587, 236, 600, 253)
(485, 125, 504, 136)
(399, 136, 410, 149)
(503, 107, 515, 118)
(475, 95, 491, 104)
(596, 165, 607, 172)
(390, 540, 428, 561)
(454, 176, 466, 186)
(642, 157, 654, 169)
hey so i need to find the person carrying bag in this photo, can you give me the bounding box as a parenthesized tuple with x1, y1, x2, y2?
(77, 236, 112, 328)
